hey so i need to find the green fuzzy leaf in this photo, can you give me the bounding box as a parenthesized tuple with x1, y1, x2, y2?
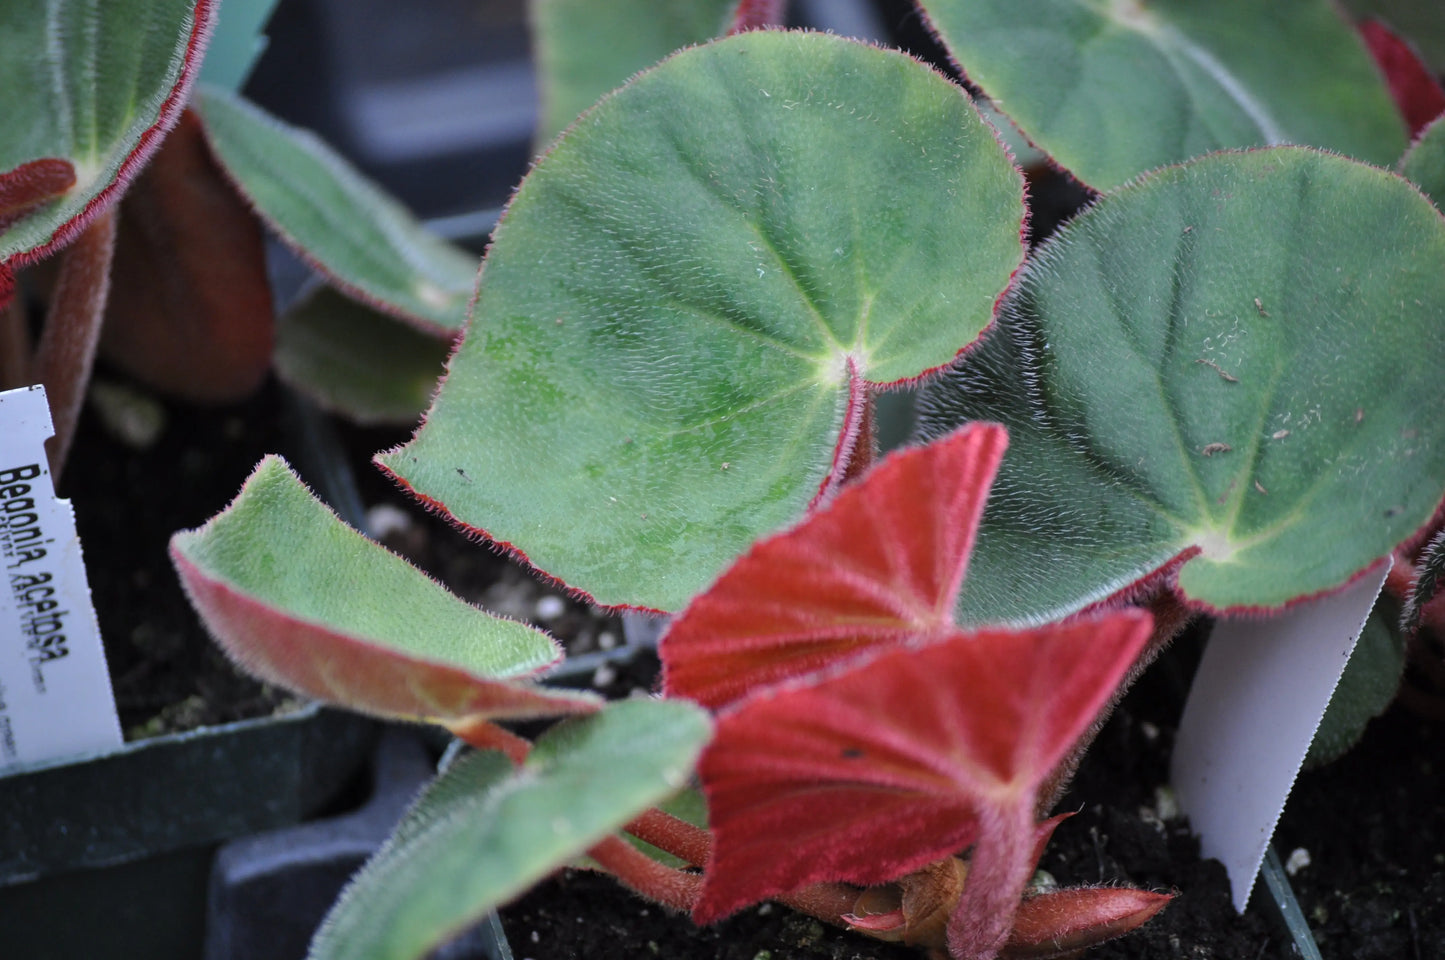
(531, 0, 736, 147)
(194, 85, 479, 334)
(917, 148, 1445, 624)
(1306, 605, 1405, 766)
(0, 0, 212, 261)
(275, 285, 450, 426)
(1400, 113, 1445, 208)
(172, 456, 597, 723)
(381, 31, 1026, 611)
(310, 699, 712, 960)
(919, 0, 1408, 190)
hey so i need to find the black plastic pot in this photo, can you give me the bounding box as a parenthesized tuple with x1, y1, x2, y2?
(0, 702, 373, 959)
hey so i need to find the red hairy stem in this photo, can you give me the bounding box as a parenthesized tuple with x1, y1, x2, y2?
(837, 384, 877, 488)
(31, 207, 117, 478)
(625, 807, 712, 866)
(1, 277, 29, 389)
(728, 0, 786, 34)
(947, 800, 1039, 960)
(588, 836, 703, 913)
(449, 719, 532, 765)
(622, 808, 864, 927)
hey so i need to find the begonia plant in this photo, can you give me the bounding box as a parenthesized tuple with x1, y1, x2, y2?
(143, 2, 1445, 959)
(0, 0, 476, 475)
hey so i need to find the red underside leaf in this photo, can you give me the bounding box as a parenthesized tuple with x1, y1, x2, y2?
(0, 158, 77, 230)
(728, 0, 786, 34)
(661, 423, 1009, 708)
(1360, 19, 1445, 137)
(171, 550, 599, 724)
(693, 610, 1153, 924)
(102, 108, 274, 402)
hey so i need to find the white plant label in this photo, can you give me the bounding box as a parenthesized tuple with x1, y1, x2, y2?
(1171, 559, 1391, 911)
(0, 385, 121, 771)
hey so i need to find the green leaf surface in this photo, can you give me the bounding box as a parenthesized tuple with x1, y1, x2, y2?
(310, 699, 712, 960)
(0, 0, 213, 262)
(194, 85, 479, 334)
(1400, 113, 1445, 207)
(917, 148, 1445, 624)
(919, 0, 1408, 191)
(1305, 605, 1405, 766)
(275, 285, 450, 425)
(381, 31, 1025, 611)
(171, 456, 597, 722)
(531, 0, 736, 146)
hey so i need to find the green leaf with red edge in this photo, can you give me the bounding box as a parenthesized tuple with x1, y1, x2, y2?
(193, 84, 480, 336)
(530, 0, 737, 147)
(379, 31, 1026, 612)
(1401, 113, 1445, 208)
(0, 0, 215, 265)
(661, 423, 1008, 708)
(692, 613, 1153, 923)
(917, 147, 1445, 626)
(917, 0, 1406, 191)
(1360, 19, 1445, 138)
(101, 108, 274, 403)
(170, 456, 599, 726)
(1001, 887, 1173, 959)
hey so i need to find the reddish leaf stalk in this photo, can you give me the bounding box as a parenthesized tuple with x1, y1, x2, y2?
(0, 281, 29, 389)
(32, 207, 117, 478)
(947, 800, 1040, 960)
(626, 807, 712, 866)
(449, 719, 532, 765)
(587, 836, 703, 913)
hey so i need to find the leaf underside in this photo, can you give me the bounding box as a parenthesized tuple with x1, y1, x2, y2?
(918, 0, 1407, 191)
(0, 0, 215, 263)
(310, 699, 712, 960)
(381, 31, 1026, 612)
(101, 108, 274, 402)
(694, 611, 1152, 923)
(171, 456, 597, 724)
(193, 84, 479, 335)
(917, 147, 1445, 625)
(661, 423, 1009, 708)
(1359, 19, 1445, 137)
(275, 285, 450, 426)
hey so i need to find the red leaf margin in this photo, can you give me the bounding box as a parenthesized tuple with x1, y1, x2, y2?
(2, 0, 218, 272)
(662, 423, 1009, 708)
(170, 457, 600, 727)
